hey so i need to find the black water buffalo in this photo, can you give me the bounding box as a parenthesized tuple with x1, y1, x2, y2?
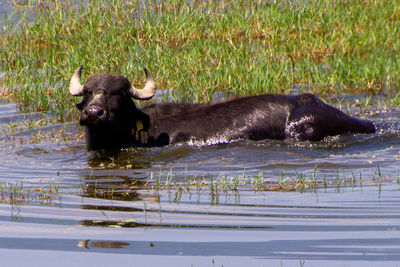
(69, 66, 375, 150)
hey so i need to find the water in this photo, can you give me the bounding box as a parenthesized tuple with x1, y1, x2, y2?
(0, 95, 399, 267)
(1, 1, 400, 265)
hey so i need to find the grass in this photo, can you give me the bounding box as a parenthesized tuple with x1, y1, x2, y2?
(76, 166, 398, 229)
(1, 165, 393, 210)
(0, 118, 80, 146)
(1, 0, 399, 121)
(81, 166, 396, 203)
(0, 179, 61, 205)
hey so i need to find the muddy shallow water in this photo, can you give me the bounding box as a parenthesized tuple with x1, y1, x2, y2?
(0, 96, 399, 266)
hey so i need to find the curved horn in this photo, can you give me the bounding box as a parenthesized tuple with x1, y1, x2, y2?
(69, 65, 84, 96)
(129, 67, 156, 100)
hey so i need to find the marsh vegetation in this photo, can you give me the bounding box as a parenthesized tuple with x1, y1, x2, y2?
(1, 1, 400, 266)
(1, 0, 399, 119)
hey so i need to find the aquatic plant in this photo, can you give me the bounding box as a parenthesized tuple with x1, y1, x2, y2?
(78, 166, 398, 205)
(0, 180, 61, 205)
(1, 0, 399, 121)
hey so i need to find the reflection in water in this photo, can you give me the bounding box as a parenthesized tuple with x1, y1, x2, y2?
(0, 236, 399, 262)
(82, 174, 149, 201)
(87, 149, 151, 170)
(83, 150, 152, 201)
(77, 240, 130, 249)
(80, 219, 148, 228)
(0, 97, 400, 264)
(73, 237, 400, 261)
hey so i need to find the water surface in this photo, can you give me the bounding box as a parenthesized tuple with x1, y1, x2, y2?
(0, 95, 399, 266)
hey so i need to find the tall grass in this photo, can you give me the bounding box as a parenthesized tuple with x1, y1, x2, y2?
(1, 0, 399, 119)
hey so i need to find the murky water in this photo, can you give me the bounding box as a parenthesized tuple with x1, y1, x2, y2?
(1, 3, 400, 265)
(2, 0, 400, 265)
(0, 94, 399, 266)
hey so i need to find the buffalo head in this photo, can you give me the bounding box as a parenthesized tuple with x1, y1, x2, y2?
(69, 66, 156, 150)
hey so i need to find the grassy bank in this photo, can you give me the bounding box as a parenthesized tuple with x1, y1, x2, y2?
(1, 0, 399, 119)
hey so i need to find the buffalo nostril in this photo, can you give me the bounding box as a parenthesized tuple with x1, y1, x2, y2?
(84, 107, 105, 118)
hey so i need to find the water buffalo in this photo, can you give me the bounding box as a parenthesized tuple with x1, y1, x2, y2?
(69, 66, 375, 150)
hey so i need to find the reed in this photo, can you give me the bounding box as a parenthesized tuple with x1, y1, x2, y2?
(1, 0, 399, 120)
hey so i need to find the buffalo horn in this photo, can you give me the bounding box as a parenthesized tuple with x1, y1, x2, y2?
(69, 65, 84, 96)
(129, 67, 156, 100)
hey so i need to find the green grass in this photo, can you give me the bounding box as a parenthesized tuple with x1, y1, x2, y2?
(81, 166, 396, 203)
(1, 0, 400, 120)
(1, 166, 394, 206)
(0, 180, 61, 205)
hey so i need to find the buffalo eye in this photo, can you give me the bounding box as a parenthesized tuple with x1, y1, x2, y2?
(110, 89, 123, 96)
(76, 101, 85, 110)
(84, 90, 93, 97)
